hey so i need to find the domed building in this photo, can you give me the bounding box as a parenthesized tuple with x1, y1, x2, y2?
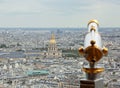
(44, 33, 62, 58)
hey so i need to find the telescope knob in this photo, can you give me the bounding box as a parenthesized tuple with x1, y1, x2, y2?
(79, 47, 84, 55)
(102, 47, 108, 56)
(90, 40, 96, 46)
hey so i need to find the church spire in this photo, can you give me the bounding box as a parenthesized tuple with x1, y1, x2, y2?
(50, 33, 56, 44)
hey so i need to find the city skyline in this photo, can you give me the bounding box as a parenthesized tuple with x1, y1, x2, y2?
(0, 0, 120, 28)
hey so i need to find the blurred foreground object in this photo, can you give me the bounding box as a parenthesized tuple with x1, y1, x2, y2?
(79, 19, 108, 88)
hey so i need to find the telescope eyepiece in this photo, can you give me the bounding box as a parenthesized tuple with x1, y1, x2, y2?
(88, 19, 99, 32)
(88, 19, 99, 26)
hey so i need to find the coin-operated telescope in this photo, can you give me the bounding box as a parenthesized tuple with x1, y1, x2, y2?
(79, 20, 108, 80)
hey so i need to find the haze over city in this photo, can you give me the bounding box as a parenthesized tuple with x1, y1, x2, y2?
(0, 0, 120, 28)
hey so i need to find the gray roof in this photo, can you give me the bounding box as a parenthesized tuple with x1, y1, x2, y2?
(0, 51, 26, 58)
(25, 50, 41, 53)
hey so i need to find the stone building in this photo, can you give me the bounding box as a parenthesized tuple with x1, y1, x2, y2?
(44, 33, 62, 58)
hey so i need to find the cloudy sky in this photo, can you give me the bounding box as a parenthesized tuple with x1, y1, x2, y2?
(0, 0, 120, 27)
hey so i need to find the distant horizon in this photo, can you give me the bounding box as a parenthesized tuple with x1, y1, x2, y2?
(0, 27, 120, 31)
(0, 27, 120, 29)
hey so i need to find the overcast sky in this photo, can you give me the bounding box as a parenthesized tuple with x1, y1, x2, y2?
(0, 0, 120, 27)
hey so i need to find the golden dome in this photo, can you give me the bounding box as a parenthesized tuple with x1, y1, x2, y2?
(49, 34, 56, 44)
(88, 19, 99, 26)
